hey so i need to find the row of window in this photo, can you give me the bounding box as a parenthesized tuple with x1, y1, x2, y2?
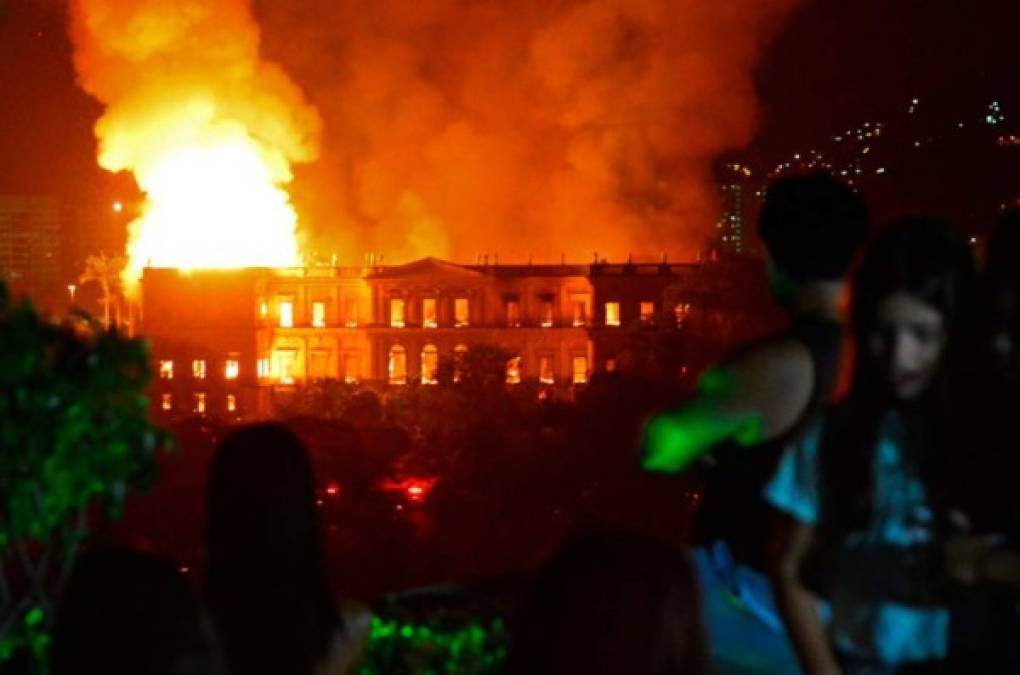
(159, 358, 239, 380)
(159, 346, 593, 387)
(387, 299, 658, 329)
(389, 297, 470, 328)
(266, 297, 668, 330)
(268, 298, 360, 329)
(385, 344, 588, 386)
(160, 392, 236, 414)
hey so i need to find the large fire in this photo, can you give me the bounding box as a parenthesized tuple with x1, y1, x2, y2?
(71, 0, 800, 273)
(70, 0, 320, 290)
(122, 132, 302, 282)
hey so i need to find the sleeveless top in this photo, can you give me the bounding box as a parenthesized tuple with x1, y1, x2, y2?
(691, 316, 844, 572)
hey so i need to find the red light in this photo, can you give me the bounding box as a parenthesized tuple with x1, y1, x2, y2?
(379, 476, 437, 503)
(326, 482, 340, 497)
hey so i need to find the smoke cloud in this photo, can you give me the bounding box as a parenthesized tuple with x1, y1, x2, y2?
(256, 0, 800, 264)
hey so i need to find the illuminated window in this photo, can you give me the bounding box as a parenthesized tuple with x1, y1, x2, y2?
(192, 359, 206, 379)
(605, 302, 620, 327)
(572, 356, 588, 384)
(674, 303, 691, 327)
(540, 300, 554, 328)
(421, 345, 439, 384)
(224, 358, 239, 380)
(279, 299, 294, 328)
(571, 295, 588, 327)
(259, 300, 268, 318)
(257, 358, 270, 379)
(454, 298, 469, 327)
(159, 360, 174, 380)
(453, 344, 468, 383)
(343, 353, 360, 384)
(422, 298, 437, 328)
(161, 393, 173, 411)
(344, 299, 358, 327)
(310, 350, 330, 379)
(640, 301, 655, 322)
(505, 300, 520, 327)
(312, 301, 326, 328)
(539, 356, 555, 384)
(390, 298, 405, 328)
(194, 392, 207, 414)
(388, 345, 407, 385)
(272, 349, 298, 385)
(226, 394, 236, 412)
(506, 356, 521, 384)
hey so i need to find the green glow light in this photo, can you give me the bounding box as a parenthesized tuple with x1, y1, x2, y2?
(641, 368, 763, 473)
(360, 616, 507, 675)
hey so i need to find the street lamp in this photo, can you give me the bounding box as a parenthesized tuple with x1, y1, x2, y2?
(67, 284, 76, 303)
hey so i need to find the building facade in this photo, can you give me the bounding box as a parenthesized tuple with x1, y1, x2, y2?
(142, 256, 722, 419)
(0, 195, 61, 304)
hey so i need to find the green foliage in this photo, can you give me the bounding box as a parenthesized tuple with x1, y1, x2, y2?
(359, 615, 507, 675)
(0, 282, 172, 668)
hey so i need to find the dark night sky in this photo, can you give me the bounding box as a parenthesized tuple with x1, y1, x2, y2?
(1, 0, 1019, 275)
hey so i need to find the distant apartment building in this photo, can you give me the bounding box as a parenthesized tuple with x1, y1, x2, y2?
(0, 195, 60, 302)
(141, 256, 755, 419)
(717, 182, 745, 255)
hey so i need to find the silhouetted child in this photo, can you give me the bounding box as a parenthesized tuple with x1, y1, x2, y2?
(204, 423, 367, 675)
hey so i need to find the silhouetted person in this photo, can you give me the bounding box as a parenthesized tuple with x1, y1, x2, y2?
(641, 173, 868, 673)
(52, 548, 221, 675)
(945, 209, 1020, 673)
(768, 218, 976, 674)
(205, 423, 355, 675)
(508, 532, 708, 675)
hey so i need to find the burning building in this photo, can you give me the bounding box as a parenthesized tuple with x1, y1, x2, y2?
(141, 255, 733, 419)
(67, 0, 793, 420)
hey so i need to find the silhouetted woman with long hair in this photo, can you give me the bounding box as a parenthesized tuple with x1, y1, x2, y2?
(205, 423, 347, 675)
(766, 218, 976, 674)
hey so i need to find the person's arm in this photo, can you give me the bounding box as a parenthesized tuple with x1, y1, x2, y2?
(641, 338, 813, 473)
(770, 515, 842, 675)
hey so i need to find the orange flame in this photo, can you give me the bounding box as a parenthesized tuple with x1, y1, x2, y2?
(70, 0, 321, 289)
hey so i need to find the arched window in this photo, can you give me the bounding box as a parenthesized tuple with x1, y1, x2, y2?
(453, 344, 469, 383)
(421, 345, 439, 384)
(388, 345, 407, 385)
(506, 356, 521, 384)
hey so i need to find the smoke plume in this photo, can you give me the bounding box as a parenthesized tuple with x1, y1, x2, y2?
(256, 0, 800, 264)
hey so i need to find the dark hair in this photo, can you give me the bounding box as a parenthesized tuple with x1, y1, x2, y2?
(961, 210, 1020, 528)
(985, 209, 1020, 279)
(508, 532, 708, 675)
(819, 217, 976, 532)
(53, 548, 220, 675)
(758, 172, 868, 282)
(205, 423, 340, 675)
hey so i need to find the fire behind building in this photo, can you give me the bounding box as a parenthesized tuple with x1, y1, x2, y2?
(142, 256, 777, 419)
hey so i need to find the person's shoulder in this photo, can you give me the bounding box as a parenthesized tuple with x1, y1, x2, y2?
(708, 335, 814, 439)
(723, 333, 813, 379)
